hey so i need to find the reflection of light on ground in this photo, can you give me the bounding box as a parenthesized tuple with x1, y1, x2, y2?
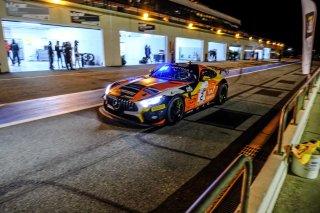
(0, 89, 103, 128)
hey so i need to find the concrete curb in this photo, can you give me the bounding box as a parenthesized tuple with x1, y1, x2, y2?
(248, 68, 320, 213)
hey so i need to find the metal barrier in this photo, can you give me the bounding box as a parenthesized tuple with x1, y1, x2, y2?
(275, 67, 320, 155)
(186, 155, 252, 213)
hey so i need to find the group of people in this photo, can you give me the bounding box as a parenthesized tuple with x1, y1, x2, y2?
(4, 39, 82, 71)
(5, 39, 21, 66)
(48, 40, 82, 71)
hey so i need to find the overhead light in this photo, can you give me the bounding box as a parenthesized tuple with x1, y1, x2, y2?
(235, 33, 240, 38)
(163, 17, 169, 22)
(259, 39, 263, 43)
(143, 13, 149, 20)
(52, 0, 61, 3)
(267, 40, 271, 44)
(217, 29, 221, 34)
(272, 42, 276, 45)
(249, 37, 253, 40)
(188, 23, 193, 28)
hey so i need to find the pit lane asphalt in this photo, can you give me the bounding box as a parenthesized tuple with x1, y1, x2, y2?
(0, 63, 317, 212)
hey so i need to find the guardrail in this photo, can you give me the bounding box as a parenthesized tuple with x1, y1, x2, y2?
(275, 67, 320, 155)
(186, 155, 252, 213)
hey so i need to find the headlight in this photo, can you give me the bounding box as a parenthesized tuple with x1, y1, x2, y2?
(105, 84, 112, 95)
(140, 95, 163, 108)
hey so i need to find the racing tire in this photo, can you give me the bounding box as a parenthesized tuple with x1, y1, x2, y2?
(103, 101, 109, 111)
(166, 96, 185, 124)
(215, 83, 228, 105)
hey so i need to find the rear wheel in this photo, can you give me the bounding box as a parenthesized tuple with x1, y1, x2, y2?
(166, 96, 185, 124)
(215, 83, 228, 105)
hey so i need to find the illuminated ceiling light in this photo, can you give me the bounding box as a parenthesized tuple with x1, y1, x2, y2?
(163, 17, 169, 22)
(259, 39, 263, 43)
(249, 37, 253, 40)
(267, 40, 271, 44)
(235, 33, 240, 38)
(143, 13, 149, 20)
(217, 29, 222, 34)
(52, 0, 61, 3)
(188, 23, 193, 28)
(272, 42, 276, 45)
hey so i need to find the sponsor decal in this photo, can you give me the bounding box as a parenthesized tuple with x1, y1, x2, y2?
(151, 104, 166, 112)
(138, 23, 155, 32)
(6, 1, 49, 20)
(71, 11, 100, 26)
(301, 0, 317, 74)
(197, 81, 208, 104)
(305, 11, 315, 38)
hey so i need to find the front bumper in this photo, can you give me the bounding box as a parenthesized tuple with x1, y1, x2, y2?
(103, 97, 167, 126)
(98, 106, 151, 127)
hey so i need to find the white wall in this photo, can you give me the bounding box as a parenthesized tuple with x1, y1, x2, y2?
(48, 27, 104, 65)
(255, 50, 263, 60)
(2, 21, 104, 66)
(3, 23, 50, 61)
(263, 48, 271, 60)
(208, 42, 226, 61)
(120, 31, 166, 65)
(176, 37, 204, 62)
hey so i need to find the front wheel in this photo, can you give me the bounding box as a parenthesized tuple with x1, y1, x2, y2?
(166, 96, 185, 124)
(215, 83, 228, 105)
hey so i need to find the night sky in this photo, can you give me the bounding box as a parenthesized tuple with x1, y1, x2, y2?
(198, 0, 320, 52)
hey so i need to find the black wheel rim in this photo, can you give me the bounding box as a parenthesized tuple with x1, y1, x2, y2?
(220, 88, 227, 103)
(170, 99, 183, 121)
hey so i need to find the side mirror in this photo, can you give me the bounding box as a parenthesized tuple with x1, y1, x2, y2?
(201, 76, 210, 81)
(149, 68, 155, 75)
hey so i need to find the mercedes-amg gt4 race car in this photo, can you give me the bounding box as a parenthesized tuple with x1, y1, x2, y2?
(101, 63, 228, 126)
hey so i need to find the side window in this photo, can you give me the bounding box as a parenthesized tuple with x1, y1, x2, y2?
(201, 69, 217, 79)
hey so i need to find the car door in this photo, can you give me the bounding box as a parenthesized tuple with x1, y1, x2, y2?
(197, 68, 218, 104)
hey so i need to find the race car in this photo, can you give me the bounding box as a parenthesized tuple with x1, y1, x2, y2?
(101, 63, 228, 126)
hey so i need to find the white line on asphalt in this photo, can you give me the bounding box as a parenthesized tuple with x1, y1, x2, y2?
(0, 62, 300, 81)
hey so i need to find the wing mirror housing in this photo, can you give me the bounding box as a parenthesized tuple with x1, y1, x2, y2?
(149, 68, 155, 75)
(201, 76, 210, 81)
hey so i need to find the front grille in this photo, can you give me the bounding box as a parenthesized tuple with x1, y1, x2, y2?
(107, 96, 138, 111)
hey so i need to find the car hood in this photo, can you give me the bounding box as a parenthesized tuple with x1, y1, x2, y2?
(109, 76, 189, 101)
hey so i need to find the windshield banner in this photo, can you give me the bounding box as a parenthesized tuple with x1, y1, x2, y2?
(301, 0, 317, 74)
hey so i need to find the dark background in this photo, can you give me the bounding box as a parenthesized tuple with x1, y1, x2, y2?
(198, 0, 320, 53)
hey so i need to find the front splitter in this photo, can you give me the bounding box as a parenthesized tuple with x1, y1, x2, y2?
(98, 107, 151, 128)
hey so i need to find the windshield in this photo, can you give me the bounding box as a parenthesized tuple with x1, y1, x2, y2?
(150, 65, 197, 82)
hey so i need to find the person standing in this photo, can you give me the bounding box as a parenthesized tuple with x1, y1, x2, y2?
(5, 40, 13, 63)
(48, 41, 54, 70)
(212, 49, 217, 61)
(64, 42, 74, 70)
(10, 39, 20, 66)
(74, 40, 81, 69)
(145, 44, 152, 63)
(55, 41, 64, 69)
